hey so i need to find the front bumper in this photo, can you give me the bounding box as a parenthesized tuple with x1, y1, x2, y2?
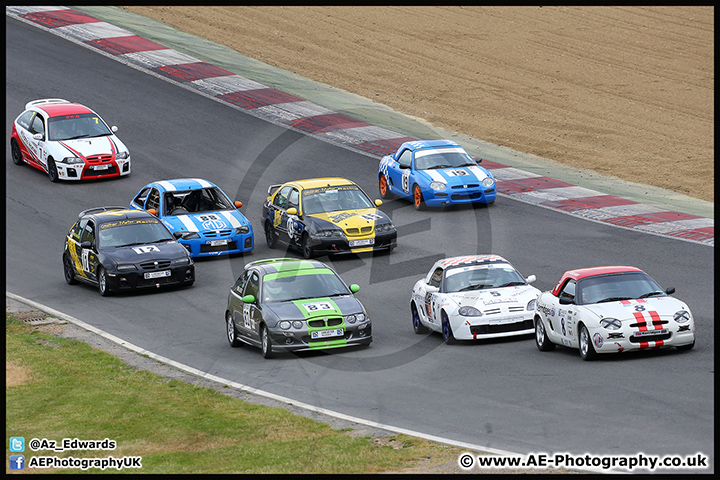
(589, 323, 695, 353)
(452, 313, 534, 340)
(267, 323, 372, 352)
(181, 233, 254, 257)
(306, 231, 397, 256)
(56, 158, 131, 181)
(104, 264, 195, 291)
(423, 186, 496, 207)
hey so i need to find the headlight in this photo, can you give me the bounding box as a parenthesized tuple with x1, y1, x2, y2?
(430, 181, 446, 191)
(61, 156, 83, 164)
(116, 264, 136, 272)
(375, 223, 395, 233)
(600, 318, 622, 330)
(345, 313, 366, 324)
(172, 256, 191, 266)
(316, 228, 343, 238)
(458, 306, 482, 317)
(280, 320, 304, 329)
(180, 232, 200, 240)
(482, 177, 495, 187)
(116, 151, 129, 160)
(526, 299, 536, 311)
(674, 310, 691, 323)
(235, 226, 250, 235)
(346, 314, 356, 324)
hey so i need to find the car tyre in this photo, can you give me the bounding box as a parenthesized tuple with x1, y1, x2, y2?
(226, 312, 243, 348)
(441, 312, 455, 344)
(578, 323, 598, 361)
(11, 139, 24, 165)
(413, 184, 426, 210)
(47, 158, 59, 183)
(97, 266, 111, 296)
(63, 254, 78, 285)
(261, 324, 274, 358)
(265, 221, 277, 249)
(411, 302, 429, 334)
(535, 317, 555, 351)
(379, 174, 393, 199)
(301, 233, 314, 259)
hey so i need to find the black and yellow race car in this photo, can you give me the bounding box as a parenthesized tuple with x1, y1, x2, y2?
(63, 207, 195, 296)
(262, 177, 397, 258)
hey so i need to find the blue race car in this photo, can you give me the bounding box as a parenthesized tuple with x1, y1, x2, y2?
(129, 178, 253, 258)
(378, 139, 496, 209)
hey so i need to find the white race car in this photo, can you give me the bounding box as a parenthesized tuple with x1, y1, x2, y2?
(10, 99, 131, 182)
(411, 255, 540, 343)
(533, 266, 695, 360)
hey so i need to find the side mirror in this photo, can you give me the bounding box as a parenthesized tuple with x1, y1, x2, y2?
(665, 287, 675, 295)
(349, 284, 360, 293)
(525, 274, 537, 284)
(426, 285, 439, 294)
(111, 126, 118, 133)
(147, 208, 157, 216)
(559, 296, 575, 305)
(374, 199, 383, 207)
(234, 201, 243, 209)
(173, 231, 184, 239)
(242, 294, 256, 304)
(286, 207, 298, 216)
(475, 157, 483, 164)
(80, 241, 92, 249)
(33, 133, 43, 141)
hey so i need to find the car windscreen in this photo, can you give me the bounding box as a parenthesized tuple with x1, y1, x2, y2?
(164, 187, 234, 215)
(99, 219, 174, 248)
(577, 272, 665, 305)
(301, 185, 374, 215)
(261, 270, 350, 303)
(47, 113, 113, 141)
(415, 148, 476, 170)
(443, 263, 525, 293)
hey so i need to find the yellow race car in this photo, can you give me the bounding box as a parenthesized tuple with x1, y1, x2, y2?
(262, 177, 397, 258)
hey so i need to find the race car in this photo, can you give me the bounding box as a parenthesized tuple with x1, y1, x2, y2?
(10, 99, 131, 182)
(533, 266, 696, 360)
(129, 178, 253, 258)
(262, 177, 397, 258)
(63, 207, 194, 296)
(225, 257, 372, 358)
(378, 139, 496, 209)
(411, 255, 540, 343)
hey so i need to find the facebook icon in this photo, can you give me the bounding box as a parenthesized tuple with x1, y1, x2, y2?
(10, 454, 25, 470)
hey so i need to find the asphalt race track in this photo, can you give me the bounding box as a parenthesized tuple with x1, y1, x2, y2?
(5, 15, 714, 473)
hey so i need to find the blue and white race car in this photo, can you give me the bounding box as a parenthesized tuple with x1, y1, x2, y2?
(129, 178, 253, 258)
(378, 139, 496, 209)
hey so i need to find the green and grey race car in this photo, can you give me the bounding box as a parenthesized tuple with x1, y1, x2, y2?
(225, 258, 372, 358)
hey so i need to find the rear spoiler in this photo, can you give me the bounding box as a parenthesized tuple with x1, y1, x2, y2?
(77, 206, 128, 220)
(25, 98, 69, 110)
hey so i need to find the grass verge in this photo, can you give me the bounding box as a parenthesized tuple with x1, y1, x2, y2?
(6, 313, 463, 474)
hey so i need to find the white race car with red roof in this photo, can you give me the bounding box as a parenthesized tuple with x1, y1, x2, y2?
(10, 98, 131, 182)
(411, 255, 540, 343)
(533, 265, 695, 360)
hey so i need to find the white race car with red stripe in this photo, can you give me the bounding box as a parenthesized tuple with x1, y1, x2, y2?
(10, 99, 131, 182)
(533, 266, 695, 360)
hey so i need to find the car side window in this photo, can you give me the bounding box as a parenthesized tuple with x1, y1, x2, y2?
(80, 220, 96, 246)
(233, 270, 250, 294)
(146, 188, 161, 211)
(428, 267, 443, 288)
(243, 272, 260, 299)
(559, 279, 576, 301)
(397, 149, 412, 168)
(17, 111, 35, 131)
(288, 188, 299, 209)
(29, 113, 45, 137)
(132, 187, 151, 208)
(273, 186, 291, 209)
(70, 219, 88, 242)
